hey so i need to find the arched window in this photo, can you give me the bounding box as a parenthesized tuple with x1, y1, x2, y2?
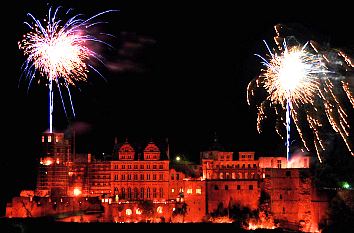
(121, 188, 126, 199)
(226, 173, 230, 179)
(140, 188, 144, 199)
(134, 188, 138, 199)
(146, 188, 150, 199)
(159, 187, 164, 198)
(128, 187, 132, 199)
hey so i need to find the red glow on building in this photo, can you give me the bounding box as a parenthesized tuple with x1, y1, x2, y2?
(5, 131, 335, 231)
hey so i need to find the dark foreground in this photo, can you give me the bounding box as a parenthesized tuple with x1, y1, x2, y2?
(0, 218, 296, 233)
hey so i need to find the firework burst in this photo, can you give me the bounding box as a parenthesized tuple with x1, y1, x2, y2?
(18, 6, 116, 133)
(248, 24, 354, 162)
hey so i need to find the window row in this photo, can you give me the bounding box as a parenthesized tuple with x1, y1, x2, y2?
(214, 184, 254, 190)
(217, 172, 257, 179)
(113, 164, 164, 170)
(113, 174, 164, 181)
(113, 187, 164, 199)
(171, 188, 202, 195)
(207, 164, 258, 169)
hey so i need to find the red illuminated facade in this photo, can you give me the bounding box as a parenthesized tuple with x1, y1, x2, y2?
(6, 132, 329, 231)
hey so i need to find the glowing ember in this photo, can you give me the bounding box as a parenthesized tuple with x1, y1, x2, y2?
(245, 211, 277, 230)
(209, 216, 234, 223)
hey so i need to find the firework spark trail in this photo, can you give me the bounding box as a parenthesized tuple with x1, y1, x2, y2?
(248, 24, 354, 162)
(18, 6, 117, 133)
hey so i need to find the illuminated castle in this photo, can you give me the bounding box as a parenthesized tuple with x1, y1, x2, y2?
(5, 131, 329, 232)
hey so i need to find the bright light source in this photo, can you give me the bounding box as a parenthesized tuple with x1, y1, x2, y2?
(342, 182, 351, 189)
(73, 188, 82, 196)
(126, 209, 132, 216)
(176, 156, 181, 162)
(157, 206, 163, 214)
(136, 208, 142, 215)
(42, 157, 53, 166)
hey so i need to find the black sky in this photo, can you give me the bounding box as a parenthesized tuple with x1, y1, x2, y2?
(1, 0, 354, 213)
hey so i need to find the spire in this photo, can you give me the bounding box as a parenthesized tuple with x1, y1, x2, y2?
(166, 137, 170, 160)
(209, 131, 223, 151)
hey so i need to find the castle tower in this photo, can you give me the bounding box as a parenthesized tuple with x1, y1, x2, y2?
(36, 132, 72, 197)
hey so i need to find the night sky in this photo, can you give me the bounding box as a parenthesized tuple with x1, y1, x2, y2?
(1, 0, 354, 214)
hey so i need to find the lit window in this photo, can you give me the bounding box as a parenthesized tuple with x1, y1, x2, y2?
(42, 136, 45, 142)
(171, 188, 175, 193)
(55, 136, 59, 143)
(187, 189, 192, 194)
(277, 160, 282, 168)
(48, 135, 52, 142)
(196, 188, 202, 194)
